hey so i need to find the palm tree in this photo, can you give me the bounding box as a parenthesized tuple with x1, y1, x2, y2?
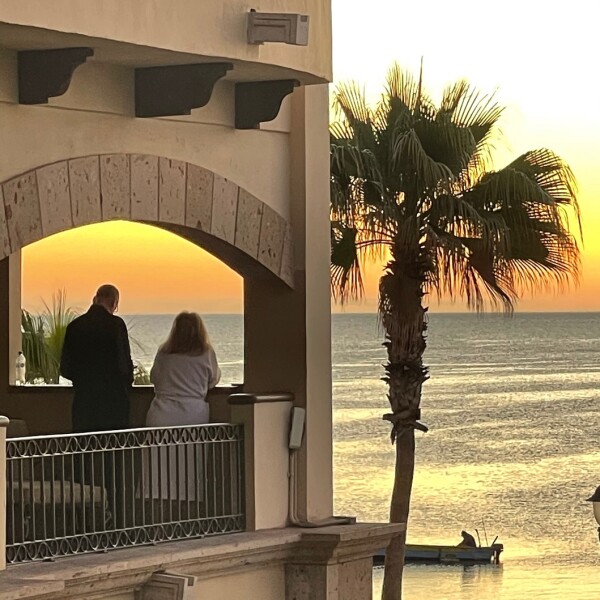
(330, 64, 581, 599)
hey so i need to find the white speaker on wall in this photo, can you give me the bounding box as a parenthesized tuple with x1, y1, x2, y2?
(247, 11, 310, 46)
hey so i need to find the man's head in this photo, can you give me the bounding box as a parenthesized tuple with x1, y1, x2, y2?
(93, 284, 120, 314)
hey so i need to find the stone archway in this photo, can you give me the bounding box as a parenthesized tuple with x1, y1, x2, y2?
(0, 154, 294, 287)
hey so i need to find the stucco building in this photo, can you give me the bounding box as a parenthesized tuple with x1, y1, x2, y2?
(0, 2, 401, 598)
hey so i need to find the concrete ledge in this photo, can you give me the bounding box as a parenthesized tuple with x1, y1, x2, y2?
(0, 524, 404, 600)
(228, 393, 294, 405)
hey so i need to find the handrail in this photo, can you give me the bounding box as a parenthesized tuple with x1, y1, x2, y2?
(6, 422, 237, 442)
(5, 423, 245, 564)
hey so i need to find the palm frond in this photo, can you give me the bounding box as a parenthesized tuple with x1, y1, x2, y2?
(330, 223, 364, 303)
(330, 64, 580, 315)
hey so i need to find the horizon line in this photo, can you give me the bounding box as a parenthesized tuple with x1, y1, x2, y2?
(119, 310, 600, 316)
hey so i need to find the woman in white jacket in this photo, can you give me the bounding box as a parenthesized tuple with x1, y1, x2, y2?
(144, 312, 221, 503)
(146, 312, 221, 427)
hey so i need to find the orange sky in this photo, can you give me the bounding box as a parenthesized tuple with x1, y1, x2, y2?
(22, 222, 243, 314)
(21, 0, 600, 313)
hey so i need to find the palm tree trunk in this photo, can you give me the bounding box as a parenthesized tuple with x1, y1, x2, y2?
(380, 259, 428, 600)
(381, 430, 415, 599)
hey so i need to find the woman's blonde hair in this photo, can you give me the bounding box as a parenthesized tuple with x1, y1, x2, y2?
(161, 312, 209, 355)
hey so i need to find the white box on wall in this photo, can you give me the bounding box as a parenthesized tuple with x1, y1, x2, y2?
(247, 11, 310, 46)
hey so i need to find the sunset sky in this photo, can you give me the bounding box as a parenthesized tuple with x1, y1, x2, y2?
(23, 0, 600, 314)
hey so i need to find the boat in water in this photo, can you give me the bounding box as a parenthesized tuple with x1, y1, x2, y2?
(373, 541, 503, 565)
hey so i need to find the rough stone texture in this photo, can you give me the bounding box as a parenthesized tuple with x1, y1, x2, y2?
(36, 161, 73, 238)
(131, 154, 159, 221)
(100, 154, 130, 220)
(68, 156, 102, 227)
(0, 187, 12, 259)
(285, 564, 329, 600)
(159, 158, 186, 225)
(286, 560, 373, 600)
(186, 164, 214, 232)
(211, 175, 238, 244)
(258, 204, 285, 275)
(3, 170, 41, 251)
(234, 189, 263, 259)
(279, 224, 294, 287)
(0, 154, 295, 287)
(338, 558, 372, 599)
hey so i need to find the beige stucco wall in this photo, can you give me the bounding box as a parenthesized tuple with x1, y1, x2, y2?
(231, 400, 292, 530)
(0, 0, 332, 82)
(0, 50, 292, 220)
(57, 565, 285, 600)
(193, 566, 285, 599)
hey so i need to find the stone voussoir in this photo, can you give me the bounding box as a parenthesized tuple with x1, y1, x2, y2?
(159, 157, 186, 225)
(36, 160, 73, 238)
(2, 170, 42, 253)
(131, 154, 159, 222)
(0, 186, 11, 260)
(210, 174, 239, 245)
(234, 188, 264, 259)
(258, 203, 286, 275)
(68, 156, 102, 227)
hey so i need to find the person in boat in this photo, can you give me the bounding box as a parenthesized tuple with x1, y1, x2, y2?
(458, 530, 477, 547)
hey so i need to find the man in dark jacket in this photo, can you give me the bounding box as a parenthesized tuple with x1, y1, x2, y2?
(61, 284, 133, 433)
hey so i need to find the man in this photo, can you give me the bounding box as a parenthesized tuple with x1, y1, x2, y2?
(61, 284, 133, 432)
(458, 530, 478, 548)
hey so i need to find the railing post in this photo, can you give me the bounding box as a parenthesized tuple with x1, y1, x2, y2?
(0, 416, 9, 571)
(229, 394, 293, 531)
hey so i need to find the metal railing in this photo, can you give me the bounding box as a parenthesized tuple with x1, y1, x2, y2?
(6, 424, 245, 564)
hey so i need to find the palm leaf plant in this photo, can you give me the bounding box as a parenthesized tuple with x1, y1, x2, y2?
(21, 309, 53, 383)
(21, 290, 79, 383)
(330, 64, 581, 599)
(42, 290, 79, 383)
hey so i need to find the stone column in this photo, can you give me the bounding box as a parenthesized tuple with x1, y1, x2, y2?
(243, 84, 333, 522)
(8, 252, 21, 385)
(0, 253, 21, 388)
(0, 415, 8, 571)
(0, 258, 10, 391)
(285, 523, 406, 600)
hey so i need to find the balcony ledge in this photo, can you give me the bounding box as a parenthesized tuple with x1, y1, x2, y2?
(0, 22, 328, 86)
(0, 523, 404, 600)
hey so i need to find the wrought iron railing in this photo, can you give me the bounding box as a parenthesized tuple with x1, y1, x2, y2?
(6, 424, 245, 564)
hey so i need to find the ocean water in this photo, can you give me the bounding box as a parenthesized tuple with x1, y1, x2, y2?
(125, 312, 600, 599)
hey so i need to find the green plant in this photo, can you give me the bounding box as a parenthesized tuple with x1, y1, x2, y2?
(133, 362, 151, 385)
(21, 309, 53, 383)
(330, 65, 581, 599)
(43, 290, 79, 383)
(21, 290, 79, 384)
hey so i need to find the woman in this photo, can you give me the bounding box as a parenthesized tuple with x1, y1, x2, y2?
(146, 312, 221, 427)
(144, 312, 220, 504)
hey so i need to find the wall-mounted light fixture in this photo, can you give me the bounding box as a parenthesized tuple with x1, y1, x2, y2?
(247, 10, 309, 46)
